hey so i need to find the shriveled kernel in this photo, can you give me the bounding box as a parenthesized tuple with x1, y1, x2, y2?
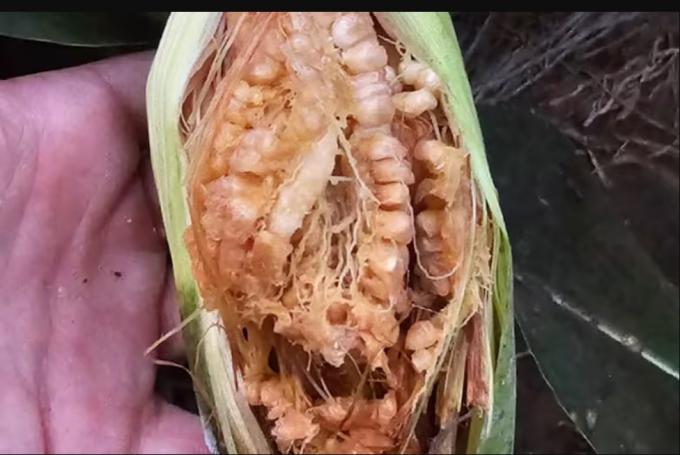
(367, 241, 409, 278)
(223, 103, 255, 127)
(245, 55, 283, 85)
(398, 59, 427, 85)
(352, 70, 384, 89)
(357, 133, 408, 161)
(216, 239, 247, 277)
(239, 127, 276, 152)
(233, 80, 256, 103)
(201, 175, 268, 241)
(351, 81, 396, 127)
(411, 347, 435, 373)
(261, 32, 285, 61)
(383, 65, 397, 81)
(342, 39, 388, 74)
(288, 102, 326, 140)
(416, 210, 445, 237)
(432, 279, 453, 297)
(361, 273, 391, 301)
(351, 124, 393, 142)
(376, 391, 398, 425)
(312, 12, 340, 28)
(415, 67, 442, 92)
(288, 32, 317, 55)
(421, 252, 454, 276)
(371, 158, 415, 184)
(352, 67, 402, 94)
(418, 235, 444, 253)
(418, 254, 458, 294)
(399, 58, 443, 92)
(375, 182, 410, 208)
(353, 81, 391, 102)
(374, 210, 413, 244)
(392, 88, 438, 117)
(209, 150, 230, 176)
(312, 399, 348, 427)
(213, 122, 244, 152)
(405, 320, 440, 350)
(414, 139, 449, 173)
(415, 179, 441, 202)
(249, 231, 291, 282)
(229, 128, 278, 174)
(331, 13, 374, 49)
(245, 380, 262, 405)
(272, 409, 319, 445)
(354, 95, 395, 127)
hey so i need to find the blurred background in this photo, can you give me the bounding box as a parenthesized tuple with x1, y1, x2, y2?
(1, 12, 677, 454)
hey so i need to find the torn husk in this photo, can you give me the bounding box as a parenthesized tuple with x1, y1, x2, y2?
(147, 12, 515, 454)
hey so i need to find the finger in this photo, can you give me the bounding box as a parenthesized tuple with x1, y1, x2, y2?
(137, 401, 210, 454)
(87, 51, 155, 141)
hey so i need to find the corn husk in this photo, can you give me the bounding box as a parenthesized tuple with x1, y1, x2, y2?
(146, 12, 515, 454)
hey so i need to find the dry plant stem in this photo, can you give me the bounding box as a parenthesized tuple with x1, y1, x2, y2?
(460, 12, 678, 188)
(178, 12, 493, 454)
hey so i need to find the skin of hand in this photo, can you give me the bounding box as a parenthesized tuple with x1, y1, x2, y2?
(0, 52, 209, 453)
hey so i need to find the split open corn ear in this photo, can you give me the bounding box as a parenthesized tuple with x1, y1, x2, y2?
(146, 12, 515, 454)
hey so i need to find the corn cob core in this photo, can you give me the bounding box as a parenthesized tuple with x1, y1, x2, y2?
(182, 12, 483, 454)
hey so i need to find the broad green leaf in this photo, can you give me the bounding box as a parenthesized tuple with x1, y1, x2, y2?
(0, 13, 167, 47)
(480, 104, 679, 454)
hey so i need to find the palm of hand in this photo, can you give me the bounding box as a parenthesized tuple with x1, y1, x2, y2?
(0, 53, 207, 453)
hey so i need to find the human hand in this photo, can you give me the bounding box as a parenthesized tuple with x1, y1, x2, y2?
(0, 52, 208, 454)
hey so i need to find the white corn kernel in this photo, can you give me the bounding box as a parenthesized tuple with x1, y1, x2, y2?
(342, 39, 388, 74)
(392, 88, 438, 117)
(331, 13, 375, 49)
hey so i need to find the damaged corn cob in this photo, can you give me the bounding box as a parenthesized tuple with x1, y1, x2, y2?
(147, 12, 515, 454)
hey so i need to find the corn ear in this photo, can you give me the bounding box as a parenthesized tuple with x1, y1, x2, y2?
(147, 11, 515, 454)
